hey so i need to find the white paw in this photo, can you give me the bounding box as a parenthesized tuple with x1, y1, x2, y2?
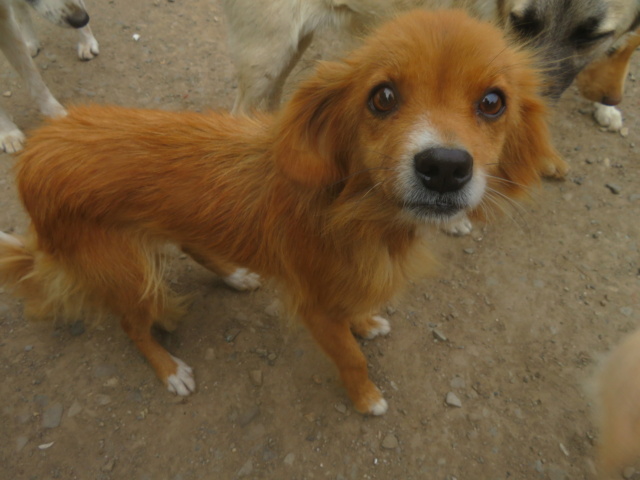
(78, 38, 99, 60)
(368, 397, 388, 416)
(26, 40, 41, 58)
(0, 128, 26, 153)
(223, 268, 262, 291)
(441, 214, 473, 236)
(166, 355, 196, 396)
(364, 316, 391, 339)
(594, 103, 623, 131)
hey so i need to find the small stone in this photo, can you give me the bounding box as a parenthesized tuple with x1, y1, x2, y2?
(237, 459, 253, 477)
(604, 158, 611, 167)
(132, 33, 141, 41)
(205, 348, 215, 360)
(104, 377, 119, 388)
(605, 183, 621, 194)
(559, 442, 569, 456)
(463, 248, 475, 254)
(96, 394, 111, 406)
(334, 403, 347, 414)
(237, 406, 259, 426)
(386, 305, 397, 315)
(42, 403, 63, 429)
(249, 370, 263, 386)
(16, 436, 28, 452)
(620, 307, 634, 317)
(445, 392, 462, 408)
(67, 400, 82, 418)
(432, 329, 447, 342)
(2, 91, 11, 97)
(283, 453, 295, 466)
(620, 127, 629, 138)
(381, 434, 399, 449)
(311, 374, 322, 384)
(224, 328, 241, 342)
(69, 320, 85, 336)
(267, 353, 277, 362)
(101, 457, 116, 472)
(38, 442, 54, 450)
(24, 345, 33, 352)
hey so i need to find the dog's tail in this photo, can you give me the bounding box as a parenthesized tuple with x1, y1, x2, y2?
(592, 329, 640, 477)
(0, 231, 38, 294)
(0, 230, 107, 322)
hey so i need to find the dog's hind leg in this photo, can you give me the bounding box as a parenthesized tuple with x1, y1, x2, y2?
(69, 230, 195, 395)
(230, 31, 314, 113)
(302, 313, 388, 415)
(182, 246, 261, 291)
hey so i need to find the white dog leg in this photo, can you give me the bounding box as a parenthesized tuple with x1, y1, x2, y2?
(0, 5, 66, 119)
(77, 24, 99, 60)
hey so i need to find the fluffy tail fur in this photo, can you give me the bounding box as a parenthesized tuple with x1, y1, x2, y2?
(0, 230, 182, 325)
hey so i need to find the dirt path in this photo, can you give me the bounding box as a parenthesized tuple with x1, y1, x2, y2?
(1, 1, 639, 479)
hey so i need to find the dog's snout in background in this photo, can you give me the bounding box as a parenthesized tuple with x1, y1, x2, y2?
(413, 147, 473, 193)
(64, 5, 90, 28)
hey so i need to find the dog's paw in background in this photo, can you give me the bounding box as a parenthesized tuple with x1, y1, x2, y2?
(441, 214, 473, 236)
(593, 103, 624, 132)
(0, 125, 27, 154)
(77, 26, 100, 60)
(223, 267, 262, 291)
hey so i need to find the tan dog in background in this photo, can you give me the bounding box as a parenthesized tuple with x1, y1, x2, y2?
(0, 10, 561, 414)
(592, 328, 640, 478)
(576, 27, 640, 132)
(222, 0, 640, 114)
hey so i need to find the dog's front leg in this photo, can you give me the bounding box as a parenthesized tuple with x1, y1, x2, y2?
(0, 6, 66, 119)
(302, 314, 388, 415)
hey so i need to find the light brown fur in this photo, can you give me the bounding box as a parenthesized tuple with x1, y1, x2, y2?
(592, 329, 640, 478)
(0, 10, 560, 414)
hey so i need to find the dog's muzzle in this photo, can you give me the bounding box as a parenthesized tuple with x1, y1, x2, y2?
(406, 147, 475, 218)
(414, 147, 472, 193)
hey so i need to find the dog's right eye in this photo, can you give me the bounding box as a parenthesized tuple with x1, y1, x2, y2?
(477, 89, 506, 119)
(368, 84, 398, 115)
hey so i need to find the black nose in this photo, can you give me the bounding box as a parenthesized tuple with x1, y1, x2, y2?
(414, 148, 473, 193)
(66, 9, 90, 29)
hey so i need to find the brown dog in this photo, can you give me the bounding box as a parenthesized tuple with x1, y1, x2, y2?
(0, 10, 562, 414)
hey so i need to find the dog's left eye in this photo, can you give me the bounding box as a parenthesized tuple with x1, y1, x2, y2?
(368, 84, 398, 115)
(477, 90, 506, 119)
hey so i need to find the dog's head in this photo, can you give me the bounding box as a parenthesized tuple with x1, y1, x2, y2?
(500, 0, 640, 98)
(575, 27, 640, 105)
(273, 10, 559, 225)
(26, 0, 89, 29)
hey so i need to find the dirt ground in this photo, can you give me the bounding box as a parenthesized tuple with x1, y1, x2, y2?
(1, 1, 639, 479)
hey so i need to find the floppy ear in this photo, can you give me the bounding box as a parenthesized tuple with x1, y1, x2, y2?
(497, 91, 568, 197)
(271, 61, 356, 187)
